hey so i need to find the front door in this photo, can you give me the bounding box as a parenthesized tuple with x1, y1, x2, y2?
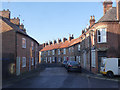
(16, 57, 20, 76)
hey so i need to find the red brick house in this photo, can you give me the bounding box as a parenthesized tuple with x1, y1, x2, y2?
(0, 9, 39, 79)
(40, 0, 120, 74)
(80, 0, 120, 73)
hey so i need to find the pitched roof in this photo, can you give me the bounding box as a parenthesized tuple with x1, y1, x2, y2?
(40, 38, 81, 52)
(69, 38, 82, 46)
(98, 7, 117, 22)
(1, 16, 39, 45)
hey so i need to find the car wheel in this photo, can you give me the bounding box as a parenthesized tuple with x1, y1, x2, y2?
(107, 71, 114, 78)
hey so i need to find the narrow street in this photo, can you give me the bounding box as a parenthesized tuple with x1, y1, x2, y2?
(5, 67, 119, 88)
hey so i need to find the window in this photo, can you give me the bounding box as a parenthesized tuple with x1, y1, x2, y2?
(32, 57, 34, 65)
(97, 28, 107, 43)
(58, 57, 61, 62)
(52, 50, 55, 55)
(78, 44, 80, 51)
(53, 57, 55, 62)
(58, 49, 60, 55)
(22, 38, 26, 48)
(118, 59, 120, 67)
(46, 57, 47, 63)
(50, 57, 52, 63)
(63, 48, 66, 54)
(22, 57, 26, 67)
(91, 50, 96, 67)
(63, 56, 66, 61)
(31, 42, 34, 50)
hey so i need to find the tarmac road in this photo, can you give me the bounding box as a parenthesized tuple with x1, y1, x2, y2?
(4, 67, 120, 88)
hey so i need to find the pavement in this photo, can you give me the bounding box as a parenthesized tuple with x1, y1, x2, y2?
(2, 63, 120, 88)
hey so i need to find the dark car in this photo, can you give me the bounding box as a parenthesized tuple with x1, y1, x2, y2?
(66, 61, 81, 72)
(62, 60, 68, 67)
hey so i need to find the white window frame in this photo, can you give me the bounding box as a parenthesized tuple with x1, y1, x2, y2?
(22, 38, 26, 48)
(32, 57, 34, 66)
(63, 56, 66, 61)
(97, 28, 107, 43)
(52, 50, 55, 55)
(52, 57, 55, 62)
(22, 57, 26, 67)
(91, 50, 96, 67)
(78, 44, 81, 51)
(58, 49, 60, 55)
(63, 48, 66, 54)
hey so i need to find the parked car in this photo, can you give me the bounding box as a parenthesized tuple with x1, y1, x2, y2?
(62, 60, 68, 67)
(100, 58, 120, 78)
(66, 61, 81, 72)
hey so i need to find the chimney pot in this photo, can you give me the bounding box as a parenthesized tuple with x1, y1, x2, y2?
(103, 0, 113, 15)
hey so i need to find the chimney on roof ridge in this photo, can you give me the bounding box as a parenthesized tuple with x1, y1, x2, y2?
(0, 9, 10, 19)
(58, 38, 61, 43)
(89, 16, 95, 27)
(53, 40, 57, 44)
(10, 17, 20, 25)
(63, 37, 67, 42)
(103, 0, 113, 15)
(69, 34, 74, 41)
(117, 0, 120, 21)
(49, 41, 52, 45)
(46, 42, 48, 46)
(43, 43, 45, 47)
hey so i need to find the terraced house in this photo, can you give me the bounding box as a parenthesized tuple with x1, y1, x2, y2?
(40, 0, 120, 74)
(0, 9, 39, 79)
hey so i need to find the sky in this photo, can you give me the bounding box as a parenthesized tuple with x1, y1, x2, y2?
(2, 1, 116, 44)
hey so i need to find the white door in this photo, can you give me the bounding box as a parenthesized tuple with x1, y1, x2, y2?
(16, 57, 20, 76)
(50, 57, 52, 63)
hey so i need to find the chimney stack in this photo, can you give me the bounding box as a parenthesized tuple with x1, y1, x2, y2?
(69, 34, 74, 41)
(89, 16, 95, 27)
(19, 23, 24, 30)
(53, 40, 57, 44)
(0, 9, 10, 19)
(58, 38, 61, 43)
(103, 0, 113, 15)
(43, 43, 45, 47)
(10, 17, 20, 25)
(117, 0, 120, 21)
(63, 37, 67, 42)
(49, 41, 52, 45)
(45, 42, 48, 46)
